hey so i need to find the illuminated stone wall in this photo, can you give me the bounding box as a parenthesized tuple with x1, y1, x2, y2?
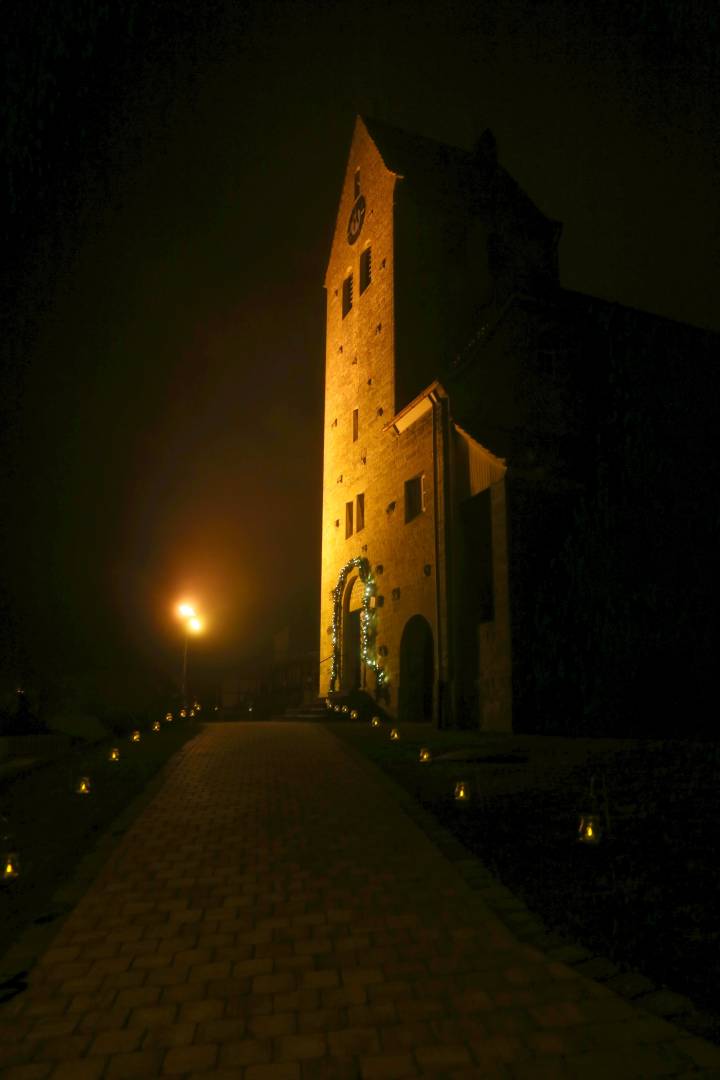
(319, 118, 518, 728)
(319, 119, 441, 715)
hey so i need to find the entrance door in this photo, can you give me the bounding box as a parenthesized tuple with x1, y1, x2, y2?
(342, 609, 361, 690)
(398, 615, 434, 722)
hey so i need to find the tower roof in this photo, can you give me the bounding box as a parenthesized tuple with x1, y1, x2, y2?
(360, 115, 557, 231)
(361, 116, 474, 179)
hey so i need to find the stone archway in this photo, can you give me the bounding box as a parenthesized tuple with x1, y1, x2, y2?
(330, 556, 384, 694)
(398, 615, 434, 722)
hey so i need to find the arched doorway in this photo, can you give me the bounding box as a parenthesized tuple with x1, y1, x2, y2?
(398, 615, 434, 722)
(341, 575, 363, 691)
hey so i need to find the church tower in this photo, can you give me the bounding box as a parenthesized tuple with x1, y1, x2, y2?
(319, 116, 559, 726)
(319, 118, 401, 705)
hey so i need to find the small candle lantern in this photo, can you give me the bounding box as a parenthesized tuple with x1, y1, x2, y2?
(577, 775, 605, 845)
(194, 702, 201, 711)
(76, 776, 91, 796)
(152, 720, 161, 732)
(326, 698, 333, 709)
(109, 747, 120, 762)
(165, 712, 173, 721)
(179, 708, 187, 718)
(454, 779, 470, 802)
(189, 709, 195, 717)
(2, 850, 19, 882)
(334, 705, 341, 713)
(350, 709, 359, 720)
(131, 730, 141, 743)
(341, 705, 349, 714)
(371, 716, 380, 727)
(389, 728, 400, 741)
(419, 747, 432, 763)
(578, 813, 602, 845)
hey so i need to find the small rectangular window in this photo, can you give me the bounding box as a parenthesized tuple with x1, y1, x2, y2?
(352, 408, 359, 442)
(354, 169, 361, 198)
(404, 475, 425, 523)
(360, 247, 372, 294)
(345, 500, 353, 538)
(356, 493, 365, 532)
(342, 274, 353, 318)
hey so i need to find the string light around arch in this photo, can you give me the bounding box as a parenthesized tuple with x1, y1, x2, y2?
(329, 556, 387, 692)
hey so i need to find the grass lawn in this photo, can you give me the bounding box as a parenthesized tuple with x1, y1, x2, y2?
(324, 718, 720, 1042)
(0, 716, 200, 984)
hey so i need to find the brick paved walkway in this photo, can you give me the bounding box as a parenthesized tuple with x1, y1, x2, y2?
(2, 722, 719, 1079)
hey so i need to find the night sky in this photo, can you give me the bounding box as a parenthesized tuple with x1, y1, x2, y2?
(2, 0, 718, 709)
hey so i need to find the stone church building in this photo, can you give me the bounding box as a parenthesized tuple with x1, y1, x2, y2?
(319, 116, 718, 736)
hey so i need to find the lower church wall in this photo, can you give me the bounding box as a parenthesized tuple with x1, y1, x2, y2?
(320, 410, 441, 723)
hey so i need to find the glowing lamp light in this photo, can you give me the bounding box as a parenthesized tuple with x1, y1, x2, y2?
(165, 712, 173, 721)
(371, 716, 380, 727)
(177, 602, 195, 619)
(187, 616, 203, 634)
(131, 730, 141, 743)
(152, 720, 161, 732)
(193, 701, 201, 711)
(350, 709, 359, 720)
(419, 747, 432, 763)
(76, 777, 91, 796)
(389, 728, 400, 741)
(109, 747, 120, 762)
(454, 780, 469, 802)
(180, 709, 187, 718)
(334, 705, 341, 713)
(578, 813, 602, 845)
(326, 698, 333, 709)
(2, 852, 19, 881)
(341, 705, 349, 714)
(189, 709, 196, 717)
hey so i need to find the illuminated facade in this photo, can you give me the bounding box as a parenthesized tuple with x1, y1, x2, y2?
(320, 116, 719, 735)
(319, 117, 539, 729)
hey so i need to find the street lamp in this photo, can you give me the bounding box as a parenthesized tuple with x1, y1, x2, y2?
(176, 602, 204, 706)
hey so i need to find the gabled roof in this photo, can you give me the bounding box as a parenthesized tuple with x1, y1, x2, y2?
(361, 116, 473, 180)
(382, 381, 447, 436)
(361, 115, 559, 232)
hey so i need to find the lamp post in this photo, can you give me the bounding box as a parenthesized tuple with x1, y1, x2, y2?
(176, 602, 204, 706)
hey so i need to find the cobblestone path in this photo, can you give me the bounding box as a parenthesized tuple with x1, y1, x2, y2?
(2, 722, 719, 1079)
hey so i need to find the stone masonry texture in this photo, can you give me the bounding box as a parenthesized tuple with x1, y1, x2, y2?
(1, 722, 719, 1078)
(320, 119, 441, 711)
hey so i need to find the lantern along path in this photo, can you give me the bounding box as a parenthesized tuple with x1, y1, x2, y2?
(1, 723, 718, 1079)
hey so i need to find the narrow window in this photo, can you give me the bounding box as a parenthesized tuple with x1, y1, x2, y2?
(342, 273, 353, 318)
(360, 246, 372, 294)
(354, 169, 361, 198)
(404, 475, 425, 523)
(356, 493, 365, 532)
(345, 500, 353, 538)
(352, 408, 359, 442)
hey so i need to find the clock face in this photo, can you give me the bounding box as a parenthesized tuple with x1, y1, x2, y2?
(347, 195, 366, 245)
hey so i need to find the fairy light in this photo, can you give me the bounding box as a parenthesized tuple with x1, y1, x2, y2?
(329, 556, 386, 692)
